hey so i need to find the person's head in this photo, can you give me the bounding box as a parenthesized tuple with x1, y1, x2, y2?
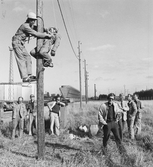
(107, 93, 115, 104)
(56, 96, 61, 103)
(119, 93, 125, 101)
(127, 94, 133, 101)
(48, 27, 58, 34)
(18, 97, 23, 104)
(30, 94, 35, 101)
(133, 93, 139, 101)
(26, 12, 37, 27)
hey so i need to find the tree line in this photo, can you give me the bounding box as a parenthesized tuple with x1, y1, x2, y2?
(98, 89, 153, 100)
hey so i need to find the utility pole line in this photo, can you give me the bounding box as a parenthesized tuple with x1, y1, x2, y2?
(86, 71, 88, 103)
(78, 41, 82, 109)
(84, 59, 88, 104)
(36, 0, 45, 160)
(8, 47, 14, 101)
(94, 84, 96, 100)
(84, 59, 87, 103)
(124, 85, 126, 96)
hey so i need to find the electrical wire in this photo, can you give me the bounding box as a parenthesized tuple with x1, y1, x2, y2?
(57, 0, 79, 60)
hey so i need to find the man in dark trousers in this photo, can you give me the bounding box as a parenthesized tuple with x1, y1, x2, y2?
(98, 93, 122, 153)
(27, 94, 37, 136)
(47, 95, 65, 136)
(12, 97, 27, 139)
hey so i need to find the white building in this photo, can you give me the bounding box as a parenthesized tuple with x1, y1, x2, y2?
(0, 82, 36, 101)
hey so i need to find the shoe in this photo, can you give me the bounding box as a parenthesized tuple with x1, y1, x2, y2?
(48, 130, 52, 135)
(50, 50, 55, 56)
(48, 63, 54, 67)
(29, 75, 37, 80)
(22, 77, 36, 83)
(23, 77, 30, 82)
(29, 78, 37, 82)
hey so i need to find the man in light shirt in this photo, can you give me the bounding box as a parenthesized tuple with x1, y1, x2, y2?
(47, 95, 65, 136)
(118, 93, 129, 140)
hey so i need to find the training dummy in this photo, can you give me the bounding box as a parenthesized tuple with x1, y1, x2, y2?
(30, 27, 61, 67)
(12, 12, 53, 82)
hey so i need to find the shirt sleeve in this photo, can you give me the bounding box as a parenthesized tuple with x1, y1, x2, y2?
(47, 101, 56, 110)
(140, 101, 144, 109)
(131, 101, 137, 116)
(98, 104, 107, 125)
(23, 24, 47, 38)
(123, 102, 129, 111)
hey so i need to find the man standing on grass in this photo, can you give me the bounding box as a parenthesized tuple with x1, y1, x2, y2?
(118, 93, 129, 140)
(27, 94, 37, 136)
(47, 95, 65, 136)
(127, 94, 137, 140)
(98, 93, 123, 153)
(12, 97, 27, 139)
(133, 93, 144, 137)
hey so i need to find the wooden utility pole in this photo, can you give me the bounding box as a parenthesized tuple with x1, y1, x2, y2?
(36, 0, 45, 160)
(94, 84, 97, 100)
(84, 59, 88, 104)
(78, 41, 82, 109)
(86, 71, 88, 103)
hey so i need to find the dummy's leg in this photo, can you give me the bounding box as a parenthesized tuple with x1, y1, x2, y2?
(50, 34, 61, 56)
(39, 46, 53, 67)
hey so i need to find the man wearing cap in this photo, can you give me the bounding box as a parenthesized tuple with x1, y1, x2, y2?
(127, 94, 137, 140)
(12, 12, 53, 82)
(30, 27, 61, 68)
(98, 93, 122, 152)
(118, 93, 129, 140)
(27, 94, 37, 136)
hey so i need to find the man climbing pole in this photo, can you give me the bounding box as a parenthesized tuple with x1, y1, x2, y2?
(30, 27, 61, 68)
(12, 12, 53, 82)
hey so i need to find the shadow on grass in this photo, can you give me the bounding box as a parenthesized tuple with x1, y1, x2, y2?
(136, 134, 153, 152)
(97, 144, 139, 167)
(45, 142, 80, 151)
(11, 150, 36, 159)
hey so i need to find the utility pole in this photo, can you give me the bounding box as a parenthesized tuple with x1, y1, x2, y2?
(36, 0, 45, 160)
(86, 71, 88, 102)
(84, 59, 88, 104)
(78, 41, 82, 109)
(94, 84, 96, 100)
(124, 85, 126, 96)
(8, 47, 14, 101)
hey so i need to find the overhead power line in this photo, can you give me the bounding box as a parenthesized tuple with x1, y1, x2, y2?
(57, 0, 78, 60)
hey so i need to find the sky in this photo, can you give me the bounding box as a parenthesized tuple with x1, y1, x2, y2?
(0, 0, 153, 97)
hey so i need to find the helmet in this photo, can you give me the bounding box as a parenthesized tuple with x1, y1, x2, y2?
(27, 12, 37, 20)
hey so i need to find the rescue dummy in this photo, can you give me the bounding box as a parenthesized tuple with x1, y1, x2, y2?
(12, 12, 53, 82)
(30, 27, 61, 67)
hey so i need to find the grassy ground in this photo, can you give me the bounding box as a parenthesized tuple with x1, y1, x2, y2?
(0, 100, 153, 167)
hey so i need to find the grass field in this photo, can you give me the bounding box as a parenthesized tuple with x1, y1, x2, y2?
(0, 100, 153, 167)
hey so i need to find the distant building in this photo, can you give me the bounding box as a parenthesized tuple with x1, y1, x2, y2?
(59, 85, 81, 102)
(0, 82, 36, 101)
